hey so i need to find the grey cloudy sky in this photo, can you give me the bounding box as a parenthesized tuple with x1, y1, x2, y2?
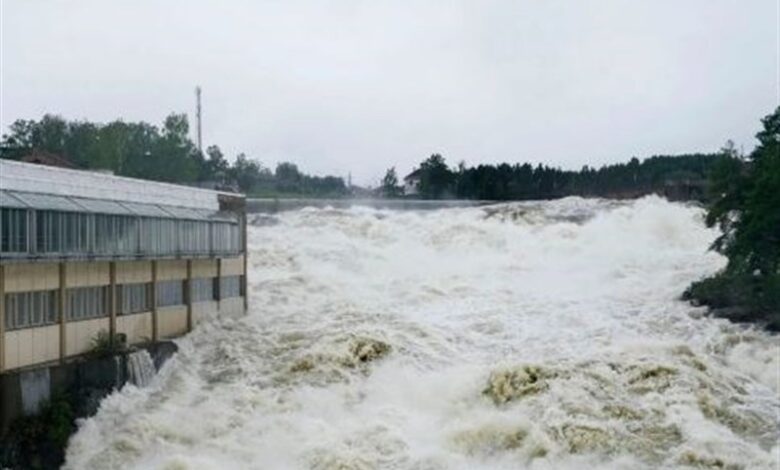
(2, 0, 777, 184)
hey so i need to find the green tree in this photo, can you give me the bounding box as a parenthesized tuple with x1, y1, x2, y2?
(204, 145, 230, 182)
(418, 154, 455, 199)
(687, 107, 780, 330)
(381, 167, 402, 198)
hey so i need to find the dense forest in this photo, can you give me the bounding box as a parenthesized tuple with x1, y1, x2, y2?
(383, 152, 732, 201)
(0, 113, 349, 198)
(685, 107, 780, 330)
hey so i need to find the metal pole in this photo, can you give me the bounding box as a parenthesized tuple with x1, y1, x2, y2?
(196, 86, 203, 154)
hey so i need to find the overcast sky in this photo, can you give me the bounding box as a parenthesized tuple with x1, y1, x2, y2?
(1, 1, 777, 184)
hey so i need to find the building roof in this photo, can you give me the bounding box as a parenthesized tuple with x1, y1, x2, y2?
(404, 169, 423, 181)
(0, 159, 243, 211)
(20, 151, 78, 169)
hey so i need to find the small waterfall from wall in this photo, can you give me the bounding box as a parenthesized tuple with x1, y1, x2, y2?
(126, 350, 156, 388)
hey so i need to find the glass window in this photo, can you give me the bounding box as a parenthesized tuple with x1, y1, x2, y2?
(156, 280, 184, 307)
(191, 277, 215, 302)
(118, 283, 151, 315)
(140, 218, 177, 255)
(219, 276, 243, 299)
(1, 207, 28, 253)
(66, 286, 109, 321)
(179, 221, 211, 254)
(4, 290, 59, 330)
(213, 223, 240, 254)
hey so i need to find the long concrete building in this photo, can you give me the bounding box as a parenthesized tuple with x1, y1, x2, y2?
(0, 160, 247, 374)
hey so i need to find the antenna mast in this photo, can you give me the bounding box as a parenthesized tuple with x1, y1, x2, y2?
(195, 86, 203, 154)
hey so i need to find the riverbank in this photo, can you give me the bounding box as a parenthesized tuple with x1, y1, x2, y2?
(0, 342, 177, 469)
(684, 272, 780, 332)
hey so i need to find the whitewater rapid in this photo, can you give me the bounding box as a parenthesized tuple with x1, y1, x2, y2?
(65, 197, 779, 469)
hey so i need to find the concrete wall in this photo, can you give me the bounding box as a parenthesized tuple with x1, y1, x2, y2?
(192, 259, 217, 278)
(157, 260, 187, 281)
(3, 263, 59, 293)
(192, 301, 218, 325)
(116, 312, 153, 345)
(157, 306, 188, 339)
(65, 318, 110, 357)
(115, 261, 153, 284)
(221, 256, 245, 276)
(65, 262, 110, 288)
(220, 298, 245, 318)
(4, 325, 60, 371)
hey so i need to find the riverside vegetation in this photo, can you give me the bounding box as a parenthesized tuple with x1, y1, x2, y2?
(685, 107, 780, 331)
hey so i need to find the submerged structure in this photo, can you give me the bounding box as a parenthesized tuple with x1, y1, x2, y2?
(0, 159, 247, 374)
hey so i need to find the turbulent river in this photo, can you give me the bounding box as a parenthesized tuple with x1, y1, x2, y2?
(65, 197, 779, 469)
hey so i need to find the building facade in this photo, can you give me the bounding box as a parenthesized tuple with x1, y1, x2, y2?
(0, 160, 248, 374)
(403, 169, 421, 196)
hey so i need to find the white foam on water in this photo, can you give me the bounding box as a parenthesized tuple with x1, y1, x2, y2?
(64, 196, 780, 469)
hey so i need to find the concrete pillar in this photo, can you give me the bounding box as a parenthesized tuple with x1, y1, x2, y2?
(109, 261, 117, 346)
(186, 259, 193, 332)
(151, 260, 158, 342)
(0, 264, 5, 374)
(58, 262, 67, 362)
(242, 214, 248, 312)
(215, 258, 222, 312)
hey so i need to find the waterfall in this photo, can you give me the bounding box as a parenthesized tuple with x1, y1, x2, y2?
(126, 350, 156, 388)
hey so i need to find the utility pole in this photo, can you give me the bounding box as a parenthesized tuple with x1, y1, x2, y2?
(195, 86, 203, 154)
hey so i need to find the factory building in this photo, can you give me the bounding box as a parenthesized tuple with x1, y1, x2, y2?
(0, 160, 247, 373)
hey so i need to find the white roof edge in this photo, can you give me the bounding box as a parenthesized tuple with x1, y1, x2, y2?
(0, 160, 244, 210)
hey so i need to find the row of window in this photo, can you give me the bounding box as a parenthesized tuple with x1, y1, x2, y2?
(0, 208, 241, 257)
(3, 276, 244, 331)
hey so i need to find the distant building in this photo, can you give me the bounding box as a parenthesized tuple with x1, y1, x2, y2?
(20, 151, 77, 169)
(0, 160, 247, 374)
(403, 169, 422, 196)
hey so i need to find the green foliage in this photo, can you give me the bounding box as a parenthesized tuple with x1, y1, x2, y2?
(417, 154, 456, 199)
(380, 167, 402, 198)
(90, 329, 124, 357)
(705, 108, 780, 276)
(2, 394, 75, 469)
(688, 107, 780, 330)
(406, 153, 724, 201)
(0, 114, 349, 198)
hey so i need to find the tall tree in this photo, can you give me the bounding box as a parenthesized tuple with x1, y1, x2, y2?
(381, 167, 401, 198)
(418, 154, 455, 199)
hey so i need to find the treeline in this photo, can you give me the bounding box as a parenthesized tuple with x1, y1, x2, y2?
(685, 107, 780, 331)
(0, 113, 349, 198)
(383, 153, 730, 201)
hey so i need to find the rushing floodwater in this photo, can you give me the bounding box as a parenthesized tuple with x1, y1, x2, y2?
(65, 197, 779, 469)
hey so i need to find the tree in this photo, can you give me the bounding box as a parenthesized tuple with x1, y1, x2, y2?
(204, 145, 230, 182)
(687, 107, 780, 330)
(230, 154, 266, 192)
(380, 167, 402, 198)
(275, 162, 302, 193)
(418, 154, 455, 199)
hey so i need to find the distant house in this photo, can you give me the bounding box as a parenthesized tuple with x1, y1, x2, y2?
(403, 169, 422, 196)
(20, 151, 77, 169)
